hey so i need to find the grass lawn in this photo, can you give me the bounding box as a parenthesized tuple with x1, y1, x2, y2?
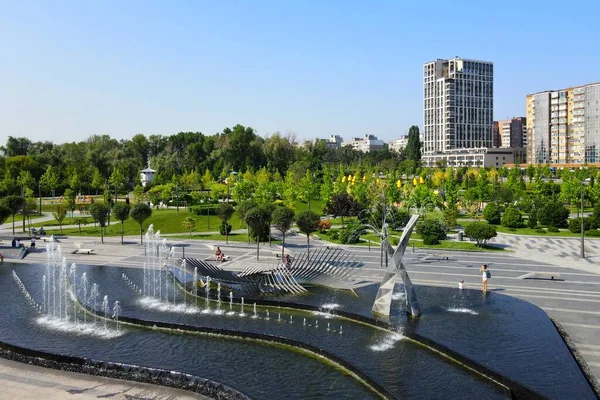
(169, 232, 281, 245)
(36, 208, 246, 236)
(493, 224, 582, 237)
(293, 199, 324, 214)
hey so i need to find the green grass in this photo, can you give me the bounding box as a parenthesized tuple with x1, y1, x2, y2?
(293, 199, 324, 214)
(36, 209, 247, 236)
(493, 224, 582, 237)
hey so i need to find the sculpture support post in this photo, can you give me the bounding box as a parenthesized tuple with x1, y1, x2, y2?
(372, 214, 421, 318)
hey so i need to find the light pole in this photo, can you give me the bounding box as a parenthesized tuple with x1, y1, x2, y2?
(38, 180, 42, 215)
(580, 182, 586, 259)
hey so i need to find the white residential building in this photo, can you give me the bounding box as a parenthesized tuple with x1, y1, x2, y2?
(423, 57, 494, 154)
(388, 135, 409, 153)
(342, 134, 386, 152)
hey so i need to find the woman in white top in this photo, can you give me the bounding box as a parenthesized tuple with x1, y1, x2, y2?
(480, 264, 489, 292)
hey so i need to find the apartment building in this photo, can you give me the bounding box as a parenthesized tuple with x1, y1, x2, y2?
(324, 134, 343, 149)
(423, 57, 494, 155)
(493, 117, 527, 148)
(527, 82, 600, 164)
(342, 134, 386, 152)
(388, 135, 409, 153)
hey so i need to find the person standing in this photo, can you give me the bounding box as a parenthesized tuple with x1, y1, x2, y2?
(480, 264, 490, 291)
(30, 237, 36, 251)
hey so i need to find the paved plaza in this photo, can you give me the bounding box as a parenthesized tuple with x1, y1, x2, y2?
(3, 227, 600, 395)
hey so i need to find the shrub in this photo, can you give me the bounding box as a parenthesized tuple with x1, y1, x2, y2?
(516, 197, 533, 213)
(537, 201, 569, 228)
(591, 203, 600, 228)
(329, 230, 339, 240)
(388, 236, 399, 246)
(464, 222, 497, 247)
(501, 206, 523, 228)
(569, 217, 591, 233)
(416, 218, 447, 241)
(423, 235, 439, 245)
(339, 220, 365, 244)
(585, 229, 600, 237)
(547, 226, 559, 233)
(389, 209, 410, 230)
(317, 219, 332, 233)
(535, 228, 546, 234)
(527, 213, 538, 229)
(483, 202, 501, 225)
(219, 221, 232, 235)
(189, 205, 219, 216)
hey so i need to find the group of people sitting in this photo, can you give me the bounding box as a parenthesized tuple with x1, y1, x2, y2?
(215, 247, 226, 262)
(11, 237, 36, 250)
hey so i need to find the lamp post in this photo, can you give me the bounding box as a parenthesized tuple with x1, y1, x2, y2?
(38, 180, 42, 215)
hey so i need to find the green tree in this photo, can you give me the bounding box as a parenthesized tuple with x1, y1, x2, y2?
(1, 195, 25, 235)
(245, 206, 271, 260)
(483, 202, 502, 225)
(89, 203, 109, 243)
(501, 206, 523, 228)
(464, 222, 497, 247)
(40, 165, 59, 197)
(295, 210, 320, 261)
(63, 188, 77, 223)
(109, 168, 126, 202)
(405, 125, 421, 163)
(272, 206, 295, 259)
(182, 216, 196, 236)
(416, 218, 447, 243)
(91, 167, 105, 195)
(0, 204, 12, 225)
(112, 202, 131, 244)
(537, 201, 569, 229)
(324, 192, 360, 228)
(237, 200, 258, 243)
(52, 204, 67, 234)
(299, 170, 318, 211)
(74, 217, 88, 234)
(130, 203, 153, 244)
(217, 203, 235, 243)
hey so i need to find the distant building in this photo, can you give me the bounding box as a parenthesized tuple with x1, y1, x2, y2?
(527, 82, 600, 164)
(493, 117, 527, 148)
(388, 135, 409, 153)
(140, 162, 156, 187)
(342, 134, 386, 152)
(423, 57, 494, 154)
(325, 134, 343, 149)
(421, 147, 526, 168)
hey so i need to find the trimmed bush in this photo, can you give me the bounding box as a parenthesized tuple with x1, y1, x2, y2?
(422, 235, 439, 245)
(535, 228, 546, 234)
(389, 236, 399, 246)
(317, 219, 332, 233)
(189, 205, 219, 216)
(585, 229, 600, 237)
(501, 206, 523, 228)
(537, 201, 569, 228)
(464, 222, 497, 247)
(339, 220, 365, 244)
(389, 209, 410, 230)
(483, 202, 502, 225)
(416, 218, 447, 241)
(569, 217, 591, 233)
(547, 226, 559, 233)
(219, 221, 232, 235)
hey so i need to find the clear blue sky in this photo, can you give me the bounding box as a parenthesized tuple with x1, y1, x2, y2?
(1, 0, 599, 144)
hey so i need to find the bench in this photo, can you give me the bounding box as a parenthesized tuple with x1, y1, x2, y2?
(518, 271, 562, 280)
(71, 242, 95, 255)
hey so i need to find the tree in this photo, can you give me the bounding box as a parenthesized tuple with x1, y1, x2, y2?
(112, 202, 131, 244)
(405, 125, 421, 163)
(483, 202, 501, 225)
(537, 201, 569, 229)
(237, 200, 257, 243)
(464, 222, 497, 247)
(324, 193, 360, 228)
(416, 218, 447, 243)
(130, 203, 152, 244)
(295, 210, 320, 262)
(74, 217, 88, 234)
(89, 203, 110, 243)
(63, 188, 77, 223)
(527, 213, 538, 229)
(299, 170, 319, 211)
(245, 206, 271, 260)
(182, 216, 196, 236)
(52, 205, 68, 234)
(1, 195, 25, 235)
(501, 206, 523, 228)
(272, 206, 295, 259)
(40, 165, 59, 197)
(217, 203, 235, 243)
(0, 204, 12, 225)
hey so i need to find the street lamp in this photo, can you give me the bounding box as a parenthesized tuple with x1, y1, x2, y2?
(580, 178, 590, 259)
(38, 180, 42, 215)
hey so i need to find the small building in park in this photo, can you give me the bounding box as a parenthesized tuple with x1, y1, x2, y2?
(140, 163, 156, 187)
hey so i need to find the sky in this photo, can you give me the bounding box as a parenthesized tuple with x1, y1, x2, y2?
(1, 0, 599, 144)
